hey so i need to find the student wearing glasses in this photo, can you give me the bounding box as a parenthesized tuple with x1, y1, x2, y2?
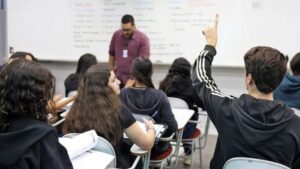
(108, 14, 150, 88)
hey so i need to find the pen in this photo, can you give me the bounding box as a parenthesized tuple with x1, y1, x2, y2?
(152, 111, 158, 118)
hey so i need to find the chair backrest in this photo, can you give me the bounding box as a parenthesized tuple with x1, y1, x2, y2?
(63, 133, 117, 167)
(168, 97, 211, 149)
(94, 136, 117, 168)
(168, 97, 189, 109)
(292, 107, 300, 117)
(223, 157, 290, 169)
(93, 137, 116, 157)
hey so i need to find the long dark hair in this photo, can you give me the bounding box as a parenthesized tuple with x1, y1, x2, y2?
(63, 64, 122, 146)
(159, 57, 191, 92)
(75, 53, 97, 78)
(131, 57, 155, 88)
(0, 60, 55, 132)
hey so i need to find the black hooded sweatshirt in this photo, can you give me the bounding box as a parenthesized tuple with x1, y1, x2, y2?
(192, 45, 300, 169)
(120, 87, 178, 157)
(0, 118, 73, 169)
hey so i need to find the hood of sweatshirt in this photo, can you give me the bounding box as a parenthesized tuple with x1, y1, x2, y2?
(120, 88, 165, 120)
(0, 118, 54, 168)
(276, 73, 300, 93)
(231, 94, 294, 146)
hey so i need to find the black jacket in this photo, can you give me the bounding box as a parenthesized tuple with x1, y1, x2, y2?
(274, 73, 300, 109)
(120, 87, 177, 136)
(0, 118, 73, 169)
(192, 45, 300, 169)
(160, 75, 204, 120)
(64, 73, 79, 96)
(120, 87, 178, 157)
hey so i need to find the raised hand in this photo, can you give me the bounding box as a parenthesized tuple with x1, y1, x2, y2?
(202, 14, 219, 47)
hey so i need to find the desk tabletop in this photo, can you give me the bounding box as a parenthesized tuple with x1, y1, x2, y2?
(60, 110, 69, 118)
(172, 108, 194, 130)
(130, 144, 148, 155)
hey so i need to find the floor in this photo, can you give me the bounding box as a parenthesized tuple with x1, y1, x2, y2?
(173, 135, 218, 169)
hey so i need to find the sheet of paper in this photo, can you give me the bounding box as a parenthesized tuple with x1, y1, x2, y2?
(59, 130, 98, 159)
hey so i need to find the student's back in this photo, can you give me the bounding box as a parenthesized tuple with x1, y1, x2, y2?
(120, 57, 177, 158)
(0, 60, 72, 169)
(159, 57, 204, 139)
(159, 57, 204, 164)
(274, 52, 300, 109)
(159, 57, 204, 112)
(192, 16, 300, 169)
(64, 53, 97, 96)
(0, 118, 72, 169)
(121, 87, 176, 135)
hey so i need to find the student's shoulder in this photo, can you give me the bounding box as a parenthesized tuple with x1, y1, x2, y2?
(119, 104, 136, 128)
(9, 118, 56, 145)
(119, 87, 131, 97)
(146, 88, 169, 99)
(64, 73, 78, 83)
(134, 29, 149, 39)
(112, 29, 123, 37)
(11, 118, 53, 131)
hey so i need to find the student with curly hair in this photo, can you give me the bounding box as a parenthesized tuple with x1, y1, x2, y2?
(0, 60, 73, 169)
(159, 57, 205, 165)
(63, 64, 155, 168)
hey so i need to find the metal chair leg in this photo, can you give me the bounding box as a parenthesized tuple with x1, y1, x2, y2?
(199, 139, 203, 169)
(191, 140, 195, 169)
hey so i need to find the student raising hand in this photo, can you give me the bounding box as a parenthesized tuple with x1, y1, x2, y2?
(202, 14, 219, 47)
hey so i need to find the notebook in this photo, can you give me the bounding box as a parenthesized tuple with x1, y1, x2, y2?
(123, 121, 168, 139)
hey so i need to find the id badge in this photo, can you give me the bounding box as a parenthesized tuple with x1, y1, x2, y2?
(123, 49, 128, 58)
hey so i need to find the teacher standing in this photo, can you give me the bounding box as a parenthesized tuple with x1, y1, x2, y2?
(108, 14, 150, 88)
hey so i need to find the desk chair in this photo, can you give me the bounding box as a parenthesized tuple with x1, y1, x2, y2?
(168, 97, 210, 169)
(149, 133, 175, 169)
(292, 107, 300, 117)
(63, 133, 140, 169)
(130, 113, 173, 168)
(223, 157, 290, 169)
(51, 117, 65, 136)
(51, 118, 65, 127)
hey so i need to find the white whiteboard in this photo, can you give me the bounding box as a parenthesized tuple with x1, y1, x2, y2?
(5, 0, 300, 66)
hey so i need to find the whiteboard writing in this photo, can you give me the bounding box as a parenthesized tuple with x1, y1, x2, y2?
(6, 0, 300, 66)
